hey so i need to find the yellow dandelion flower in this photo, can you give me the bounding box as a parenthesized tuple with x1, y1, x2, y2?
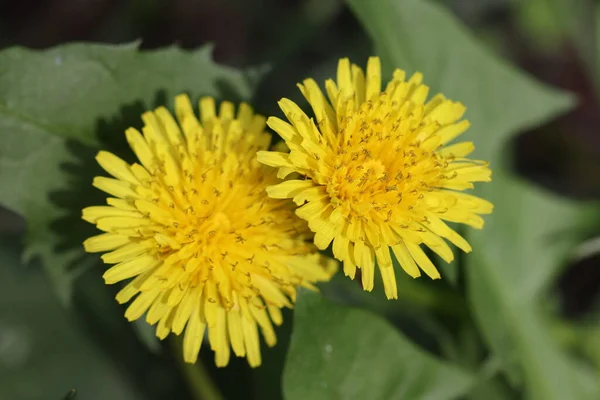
(82, 95, 336, 367)
(257, 57, 492, 300)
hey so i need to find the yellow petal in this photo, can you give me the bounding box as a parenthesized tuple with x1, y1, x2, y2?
(101, 240, 154, 264)
(209, 307, 231, 367)
(451, 192, 494, 214)
(155, 106, 185, 151)
(438, 142, 475, 158)
(332, 234, 350, 261)
(172, 287, 198, 335)
(342, 258, 356, 279)
(410, 84, 430, 106)
(266, 180, 315, 199)
(93, 177, 137, 199)
(375, 246, 393, 268)
(156, 308, 175, 339)
(352, 64, 366, 105)
(337, 58, 352, 94)
(253, 276, 292, 308)
(267, 116, 301, 145)
(251, 306, 277, 347)
(146, 292, 171, 325)
(106, 198, 137, 211)
(365, 56, 381, 101)
(174, 94, 202, 147)
(96, 216, 154, 232)
(115, 269, 155, 304)
(203, 282, 219, 327)
(199, 97, 216, 124)
(167, 284, 188, 307)
(103, 255, 160, 284)
(426, 215, 472, 253)
(256, 151, 295, 169)
(242, 316, 261, 368)
(96, 151, 139, 184)
(405, 242, 440, 279)
(296, 199, 328, 221)
(83, 233, 130, 252)
(355, 241, 375, 291)
(391, 242, 421, 278)
(436, 120, 470, 144)
(125, 128, 155, 170)
(125, 289, 160, 321)
(183, 302, 207, 364)
(268, 305, 283, 326)
(380, 265, 398, 300)
(227, 309, 246, 357)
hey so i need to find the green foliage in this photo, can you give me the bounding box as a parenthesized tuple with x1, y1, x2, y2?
(63, 389, 77, 400)
(0, 237, 141, 400)
(468, 172, 599, 399)
(283, 290, 474, 400)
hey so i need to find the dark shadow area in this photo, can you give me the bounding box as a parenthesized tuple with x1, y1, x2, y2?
(513, 122, 600, 200)
(48, 98, 152, 259)
(73, 268, 193, 400)
(0, 206, 26, 234)
(512, 123, 600, 318)
(250, 7, 371, 119)
(560, 254, 600, 318)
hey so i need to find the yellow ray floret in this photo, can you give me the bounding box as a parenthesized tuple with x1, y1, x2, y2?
(83, 95, 337, 367)
(258, 57, 492, 300)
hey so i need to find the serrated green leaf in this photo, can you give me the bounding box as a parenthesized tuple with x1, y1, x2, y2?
(0, 42, 260, 305)
(347, 0, 599, 398)
(283, 291, 474, 400)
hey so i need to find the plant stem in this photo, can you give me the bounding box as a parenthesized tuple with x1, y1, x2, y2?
(171, 338, 223, 400)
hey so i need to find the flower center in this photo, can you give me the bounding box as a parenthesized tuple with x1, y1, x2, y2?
(325, 93, 446, 221)
(137, 149, 313, 303)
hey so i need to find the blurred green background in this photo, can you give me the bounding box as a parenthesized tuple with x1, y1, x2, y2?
(2, 0, 600, 399)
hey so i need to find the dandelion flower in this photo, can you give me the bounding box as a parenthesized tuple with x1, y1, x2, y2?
(258, 57, 492, 300)
(82, 95, 336, 367)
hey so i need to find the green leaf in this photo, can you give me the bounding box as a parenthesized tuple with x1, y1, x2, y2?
(0, 235, 143, 400)
(347, 0, 599, 398)
(63, 389, 77, 400)
(467, 169, 600, 399)
(130, 318, 162, 355)
(283, 291, 474, 400)
(0, 42, 260, 305)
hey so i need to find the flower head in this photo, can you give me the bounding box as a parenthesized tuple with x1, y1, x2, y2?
(258, 57, 492, 299)
(82, 95, 336, 367)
